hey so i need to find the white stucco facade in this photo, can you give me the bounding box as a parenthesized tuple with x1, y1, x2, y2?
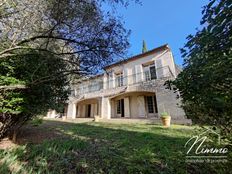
(49, 44, 189, 122)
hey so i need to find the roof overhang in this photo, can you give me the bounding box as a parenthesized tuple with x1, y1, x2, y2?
(104, 44, 169, 70)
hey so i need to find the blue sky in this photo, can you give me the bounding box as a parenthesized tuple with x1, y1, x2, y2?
(114, 0, 209, 66)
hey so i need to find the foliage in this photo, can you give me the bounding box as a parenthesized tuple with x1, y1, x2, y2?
(0, 0, 137, 74)
(142, 40, 148, 53)
(170, 0, 232, 138)
(160, 112, 170, 118)
(29, 116, 43, 127)
(0, 0, 138, 139)
(0, 51, 70, 138)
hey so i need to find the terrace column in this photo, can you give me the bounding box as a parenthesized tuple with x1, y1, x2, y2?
(137, 96, 146, 117)
(90, 104, 95, 117)
(124, 97, 130, 118)
(67, 102, 76, 119)
(94, 103, 98, 116)
(101, 97, 111, 119)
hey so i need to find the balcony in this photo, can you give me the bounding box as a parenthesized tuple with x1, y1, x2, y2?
(71, 66, 174, 97)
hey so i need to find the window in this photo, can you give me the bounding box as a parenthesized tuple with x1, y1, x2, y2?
(116, 73, 123, 87)
(144, 70, 150, 81)
(146, 96, 154, 113)
(150, 66, 157, 80)
(143, 64, 157, 81)
(153, 96, 158, 113)
(116, 99, 124, 116)
(117, 100, 121, 114)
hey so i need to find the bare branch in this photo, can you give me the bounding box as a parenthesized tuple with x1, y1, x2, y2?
(0, 84, 27, 90)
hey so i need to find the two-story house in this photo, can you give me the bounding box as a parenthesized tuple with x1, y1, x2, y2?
(47, 44, 190, 123)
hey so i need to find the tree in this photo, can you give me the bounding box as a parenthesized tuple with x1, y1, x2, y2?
(0, 0, 136, 74)
(142, 40, 148, 53)
(170, 0, 232, 137)
(0, 0, 139, 139)
(0, 51, 70, 139)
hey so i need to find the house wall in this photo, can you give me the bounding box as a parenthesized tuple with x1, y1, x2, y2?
(60, 45, 187, 121)
(110, 92, 157, 118)
(104, 48, 176, 88)
(101, 97, 111, 119)
(156, 87, 185, 119)
(67, 102, 76, 119)
(66, 99, 99, 118)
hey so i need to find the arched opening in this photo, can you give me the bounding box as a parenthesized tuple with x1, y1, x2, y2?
(74, 98, 100, 118)
(110, 91, 158, 119)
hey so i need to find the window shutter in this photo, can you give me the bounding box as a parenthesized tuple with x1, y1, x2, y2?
(150, 66, 157, 80)
(135, 65, 142, 82)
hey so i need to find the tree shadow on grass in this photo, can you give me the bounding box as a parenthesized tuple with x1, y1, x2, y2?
(0, 120, 230, 174)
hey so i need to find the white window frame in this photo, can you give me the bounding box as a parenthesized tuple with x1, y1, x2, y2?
(143, 64, 157, 81)
(144, 69, 151, 81)
(116, 73, 123, 87)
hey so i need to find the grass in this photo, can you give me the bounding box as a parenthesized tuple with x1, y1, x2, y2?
(29, 117, 43, 127)
(0, 120, 231, 174)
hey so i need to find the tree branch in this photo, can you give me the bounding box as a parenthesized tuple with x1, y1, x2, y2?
(18, 35, 90, 47)
(0, 85, 27, 90)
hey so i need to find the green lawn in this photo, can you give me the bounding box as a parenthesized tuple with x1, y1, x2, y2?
(0, 120, 230, 174)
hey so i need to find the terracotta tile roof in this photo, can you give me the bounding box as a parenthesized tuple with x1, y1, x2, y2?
(104, 44, 169, 70)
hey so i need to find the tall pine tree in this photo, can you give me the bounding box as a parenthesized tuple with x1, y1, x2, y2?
(142, 40, 148, 53)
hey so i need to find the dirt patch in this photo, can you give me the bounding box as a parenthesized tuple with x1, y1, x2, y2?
(0, 138, 16, 150)
(16, 122, 71, 145)
(0, 120, 76, 148)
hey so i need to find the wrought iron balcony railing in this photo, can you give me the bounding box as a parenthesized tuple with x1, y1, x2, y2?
(71, 66, 174, 96)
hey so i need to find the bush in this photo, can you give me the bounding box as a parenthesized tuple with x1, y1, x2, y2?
(30, 117, 43, 127)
